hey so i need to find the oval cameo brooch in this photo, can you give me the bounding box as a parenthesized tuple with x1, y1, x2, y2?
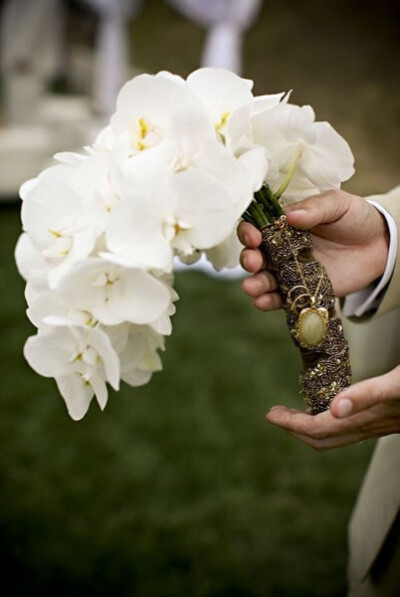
(294, 306, 328, 348)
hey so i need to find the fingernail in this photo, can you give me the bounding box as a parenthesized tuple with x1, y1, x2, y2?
(286, 209, 307, 217)
(336, 397, 353, 418)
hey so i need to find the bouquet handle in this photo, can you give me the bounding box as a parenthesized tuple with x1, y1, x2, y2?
(259, 215, 352, 414)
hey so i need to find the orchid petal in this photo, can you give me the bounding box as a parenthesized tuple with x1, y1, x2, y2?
(90, 372, 109, 410)
(237, 146, 268, 194)
(88, 328, 120, 391)
(173, 170, 236, 250)
(253, 92, 288, 114)
(301, 121, 354, 188)
(15, 233, 45, 281)
(111, 72, 202, 137)
(205, 228, 243, 271)
(56, 374, 94, 421)
(24, 329, 79, 378)
(106, 199, 173, 272)
(187, 67, 253, 112)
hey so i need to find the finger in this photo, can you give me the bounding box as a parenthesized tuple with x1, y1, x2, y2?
(288, 430, 368, 450)
(266, 406, 326, 436)
(237, 221, 262, 248)
(285, 190, 351, 230)
(253, 292, 282, 311)
(266, 404, 377, 439)
(240, 248, 266, 273)
(330, 366, 400, 419)
(242, 271, 278, 298)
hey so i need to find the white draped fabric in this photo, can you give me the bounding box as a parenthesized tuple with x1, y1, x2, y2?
(0, 0, 65, 123)
(82, 0, 142, 115)
(167, 0, 263, 74)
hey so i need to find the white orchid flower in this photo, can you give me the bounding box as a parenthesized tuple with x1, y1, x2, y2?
(21, 163, 105, 289)
(111, 71, 213, 156)
(186, 68, 255, 151)
(15, 233, 53, 310)
(69, 151, 120, 214)
(119, 324, 166, 387)
(109, 68, 267, 196)
(54, 256, 172, 326)
(205, 228, 244, 271)
(26, 289, 96, 332)
(252, 103, 354, 200)
(24, 324, 120, 420)
(105, 322, 165, 387)
(186, 68, 285, 155)
(105, 68, 268, 209)
(106, 163, 236, 272)
(104, 322, 130, 355)
(130, 136, 264, 220)
(15, 232, 47, 282)
(185, 69, 273, 196)
(148, 277, 179, 336)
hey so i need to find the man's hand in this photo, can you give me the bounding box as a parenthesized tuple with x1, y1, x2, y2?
(237, 188, 394, 448)
(266, 366, 400, 450)
(238, 189, 389, 311)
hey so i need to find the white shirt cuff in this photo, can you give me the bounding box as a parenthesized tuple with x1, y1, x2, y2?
(341, 200, 397, 317)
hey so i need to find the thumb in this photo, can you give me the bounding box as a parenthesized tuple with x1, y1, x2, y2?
(285, 190, 350, 230)
(330, 366, 400, 419)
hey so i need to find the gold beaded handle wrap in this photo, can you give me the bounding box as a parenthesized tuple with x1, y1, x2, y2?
(243, 186, 352, 415)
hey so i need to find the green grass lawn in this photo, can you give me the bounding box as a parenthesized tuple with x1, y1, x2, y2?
(0, 205, 374, 596)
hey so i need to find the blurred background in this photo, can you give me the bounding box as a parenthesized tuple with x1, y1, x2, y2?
(1, 0, 400, 595)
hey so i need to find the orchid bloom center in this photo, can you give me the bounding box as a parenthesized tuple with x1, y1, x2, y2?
(215, 111, 230, 133)
(93, 271, 119, 287)
(69, 340, 100, 382)
(68, 308, 97, 328)
(104, 185, 119, 212)
(137, 117, 149, 151)
(46, 226, 73, 257)
(215, 111, 230, 144)
(92, 270, 120, 303)
(70, 343, 99, 367)
(81, 345, 99, 367)
(164, 214, 185, 236)
(172, 153, 193, 172)
(167, 216, 193, 255)
(131, 117, 162, 153)
(162, 214, 191, 249)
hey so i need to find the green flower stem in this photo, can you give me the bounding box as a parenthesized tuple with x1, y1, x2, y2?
(262, 185, 285, 217)
(275, 151, 301, 199)
(254, 185, 284, 219)
(245, 201, 270, 228)
(243, 184, 286, 228)
(242, 211, 255, 224)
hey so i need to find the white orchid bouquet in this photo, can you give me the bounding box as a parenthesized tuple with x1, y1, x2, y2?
(15, 68, 354, 420)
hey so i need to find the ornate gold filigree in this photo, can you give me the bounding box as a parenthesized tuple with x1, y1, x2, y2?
(260, 216, 352, 415)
